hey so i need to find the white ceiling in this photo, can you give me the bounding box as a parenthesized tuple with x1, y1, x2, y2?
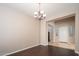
(1, 3, 79, 20)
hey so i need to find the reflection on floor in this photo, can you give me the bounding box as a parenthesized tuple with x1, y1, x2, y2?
(48, 42, 75, 50)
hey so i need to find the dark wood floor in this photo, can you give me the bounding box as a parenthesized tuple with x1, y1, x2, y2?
(9, 45, 78, 56)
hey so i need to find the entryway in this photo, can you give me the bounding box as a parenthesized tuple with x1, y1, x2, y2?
(48, 15, 75, 50)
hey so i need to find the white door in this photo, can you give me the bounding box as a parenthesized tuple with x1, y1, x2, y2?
(58, 26, 69, 42)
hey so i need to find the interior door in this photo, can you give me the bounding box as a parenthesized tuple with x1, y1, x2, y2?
(58, 26, 69, 42)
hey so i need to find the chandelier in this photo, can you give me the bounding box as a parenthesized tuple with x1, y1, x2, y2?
(34, 3, 46, 20)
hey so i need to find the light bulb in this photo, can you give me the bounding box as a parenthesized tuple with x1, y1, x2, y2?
(43, 14, 46, 17)
(34, 12, 38, 15)
(40, 11, 44, 14)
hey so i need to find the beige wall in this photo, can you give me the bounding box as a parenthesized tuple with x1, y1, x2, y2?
(0, 5, 40, 55)
(55, 16, 75, 43)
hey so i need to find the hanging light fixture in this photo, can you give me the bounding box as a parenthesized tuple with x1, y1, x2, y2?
(34, 3, 46, 20)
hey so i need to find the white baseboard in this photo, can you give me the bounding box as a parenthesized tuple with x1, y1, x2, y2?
(40, 44, 48, 46)
(40, 43, 48, 46)
(3, 44, 39, 56)
(75, 50, 79, 55)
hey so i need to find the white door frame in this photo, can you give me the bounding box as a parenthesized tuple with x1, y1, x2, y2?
(44, 14, 76, 47)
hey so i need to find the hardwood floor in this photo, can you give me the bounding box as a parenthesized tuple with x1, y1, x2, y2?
(9, 45, 78, 56)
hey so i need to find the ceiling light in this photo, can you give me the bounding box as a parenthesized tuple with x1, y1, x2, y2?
(34, 3, 46, 20)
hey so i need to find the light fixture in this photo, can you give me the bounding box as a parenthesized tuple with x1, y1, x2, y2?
(34, 3, 46, 20)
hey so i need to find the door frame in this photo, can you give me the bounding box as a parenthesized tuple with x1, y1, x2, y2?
(46, 14, 75, 50)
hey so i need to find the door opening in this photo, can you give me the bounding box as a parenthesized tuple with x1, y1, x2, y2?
(48, 32, 50, 42)
(47, 16, 75, 50)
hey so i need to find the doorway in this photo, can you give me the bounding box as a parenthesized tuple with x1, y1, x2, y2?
(48, 16, 75, 50)
(48, 24, 53, 43)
